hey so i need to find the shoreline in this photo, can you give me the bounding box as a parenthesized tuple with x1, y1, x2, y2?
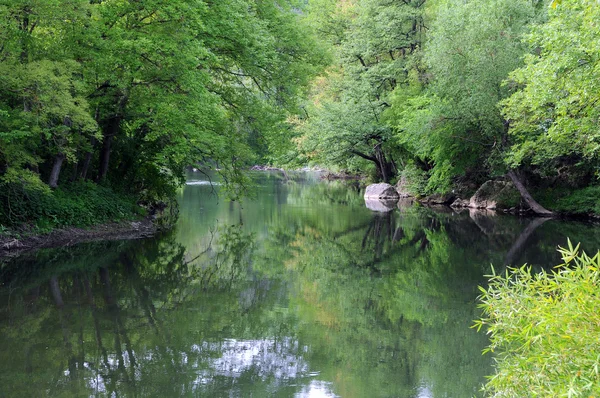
(0, 217, 158, 258)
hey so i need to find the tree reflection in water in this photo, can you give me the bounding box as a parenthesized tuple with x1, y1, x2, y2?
(3, 174, 600, 397)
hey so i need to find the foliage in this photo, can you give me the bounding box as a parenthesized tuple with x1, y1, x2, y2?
(293, 0, 425, 182)
(0, 180, 140, 232)
(0, 0, 325, 230)
(501, 0, 600, 173)
(537, 185, 600, 215)
(293, 0, 600, 215)
(399, 162, 430, 196)
(475, 241, 600, 397)
(388, 0, 545, 193)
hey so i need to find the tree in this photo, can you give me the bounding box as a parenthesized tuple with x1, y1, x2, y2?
(501, 0, 600, 187)
(295, 0, 425, 182)
(0, 0, 326, 229)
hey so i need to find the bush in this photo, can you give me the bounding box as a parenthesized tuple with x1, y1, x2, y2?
(474, 241, 600, 397)
(401, 163, 430, 196)
(537, 185, 600, 215)
(0, 180, 143, 232)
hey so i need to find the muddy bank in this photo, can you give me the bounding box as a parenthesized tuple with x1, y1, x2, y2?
(0, 218, 158, 258)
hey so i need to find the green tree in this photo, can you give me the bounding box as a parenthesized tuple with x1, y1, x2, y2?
(389, 0, 547, 200)
(0, 0, 325, 229)
(296, 0, 425, 182)
(501, 0, 600, 188)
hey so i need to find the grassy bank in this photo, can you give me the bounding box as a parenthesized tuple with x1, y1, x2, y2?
(0, 180, 145, 237)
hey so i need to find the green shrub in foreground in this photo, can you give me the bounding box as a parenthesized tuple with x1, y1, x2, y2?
(475, 241, 600, 397)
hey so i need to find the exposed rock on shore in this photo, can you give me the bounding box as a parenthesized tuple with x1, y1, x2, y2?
(468, 180, 519, 210)
(364, 183, 400, 200)
(395, 176, 413, 198)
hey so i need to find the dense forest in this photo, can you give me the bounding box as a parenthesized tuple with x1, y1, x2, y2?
(2, 0, 600, 231)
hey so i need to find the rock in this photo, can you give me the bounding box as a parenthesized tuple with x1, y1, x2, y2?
(364, 183, 400, 200)
(469, 180, 520, 210)
(395, 176, 412, 198)
(365, 199, 397, 212)
(450, 198, 470, 208)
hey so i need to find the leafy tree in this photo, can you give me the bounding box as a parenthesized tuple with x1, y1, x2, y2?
(0, 0, 325, 229)
(389, 0, 546, 194)
(296, 0, 425, 182)
(501, 0, 600, 185)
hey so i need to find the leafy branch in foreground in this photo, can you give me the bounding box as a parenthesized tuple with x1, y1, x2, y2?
(475, 240, 600, 397)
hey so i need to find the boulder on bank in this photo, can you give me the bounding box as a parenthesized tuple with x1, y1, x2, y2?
(450, 198, 470, 208)
(395, 176, 413, 198)
(469, 180, 520, 210)
(364, 183, 400, 200)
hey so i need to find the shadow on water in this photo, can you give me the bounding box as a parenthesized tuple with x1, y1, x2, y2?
(2, 172, 600, 397)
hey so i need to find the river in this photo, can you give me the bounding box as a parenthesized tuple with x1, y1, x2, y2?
(2, 171, 600, 397)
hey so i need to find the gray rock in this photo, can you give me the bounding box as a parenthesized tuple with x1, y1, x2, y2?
(395, 176, 412, 198)
(450, 198, 470, 208)
(469, 180, 519, 210)
(420, 193, 456, 205)
(364, 183, 400, 200)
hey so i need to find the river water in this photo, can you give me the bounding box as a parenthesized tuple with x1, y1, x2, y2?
(2, 171, 600, 397)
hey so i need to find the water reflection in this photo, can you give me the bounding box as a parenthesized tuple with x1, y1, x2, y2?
(2, 172, 600, 397)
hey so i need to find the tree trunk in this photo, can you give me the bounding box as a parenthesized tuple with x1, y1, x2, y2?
(70, 159, 78, 182)
(79, 140, 95, 180)
(97, 94, 127, 181)
(507, 170, 553, 216)
(97, 131, 113, 182)
(374, 144, 393, 183)
(48, 153, 65, 188)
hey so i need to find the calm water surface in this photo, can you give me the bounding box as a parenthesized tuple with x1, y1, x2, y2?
(2, 171, 600, 397)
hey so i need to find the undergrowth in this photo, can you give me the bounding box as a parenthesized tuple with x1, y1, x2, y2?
(537, 185, 600, 215)
(0, 180, 144, 234)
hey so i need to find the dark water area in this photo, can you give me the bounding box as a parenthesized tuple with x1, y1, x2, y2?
(2, 171, 600, 397)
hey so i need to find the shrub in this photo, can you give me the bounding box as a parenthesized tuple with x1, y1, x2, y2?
(0, 180, 142, 232)
(474, 241, 600, 397)
(537, 185, 600, 215)
(401, 163, 430, 196)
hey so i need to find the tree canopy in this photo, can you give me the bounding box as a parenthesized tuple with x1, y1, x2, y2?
(0, 0, 326, 229)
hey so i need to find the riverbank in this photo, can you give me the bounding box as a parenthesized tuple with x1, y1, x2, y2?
(0, 217, 158, 258)
(365, 177, 600, 220)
